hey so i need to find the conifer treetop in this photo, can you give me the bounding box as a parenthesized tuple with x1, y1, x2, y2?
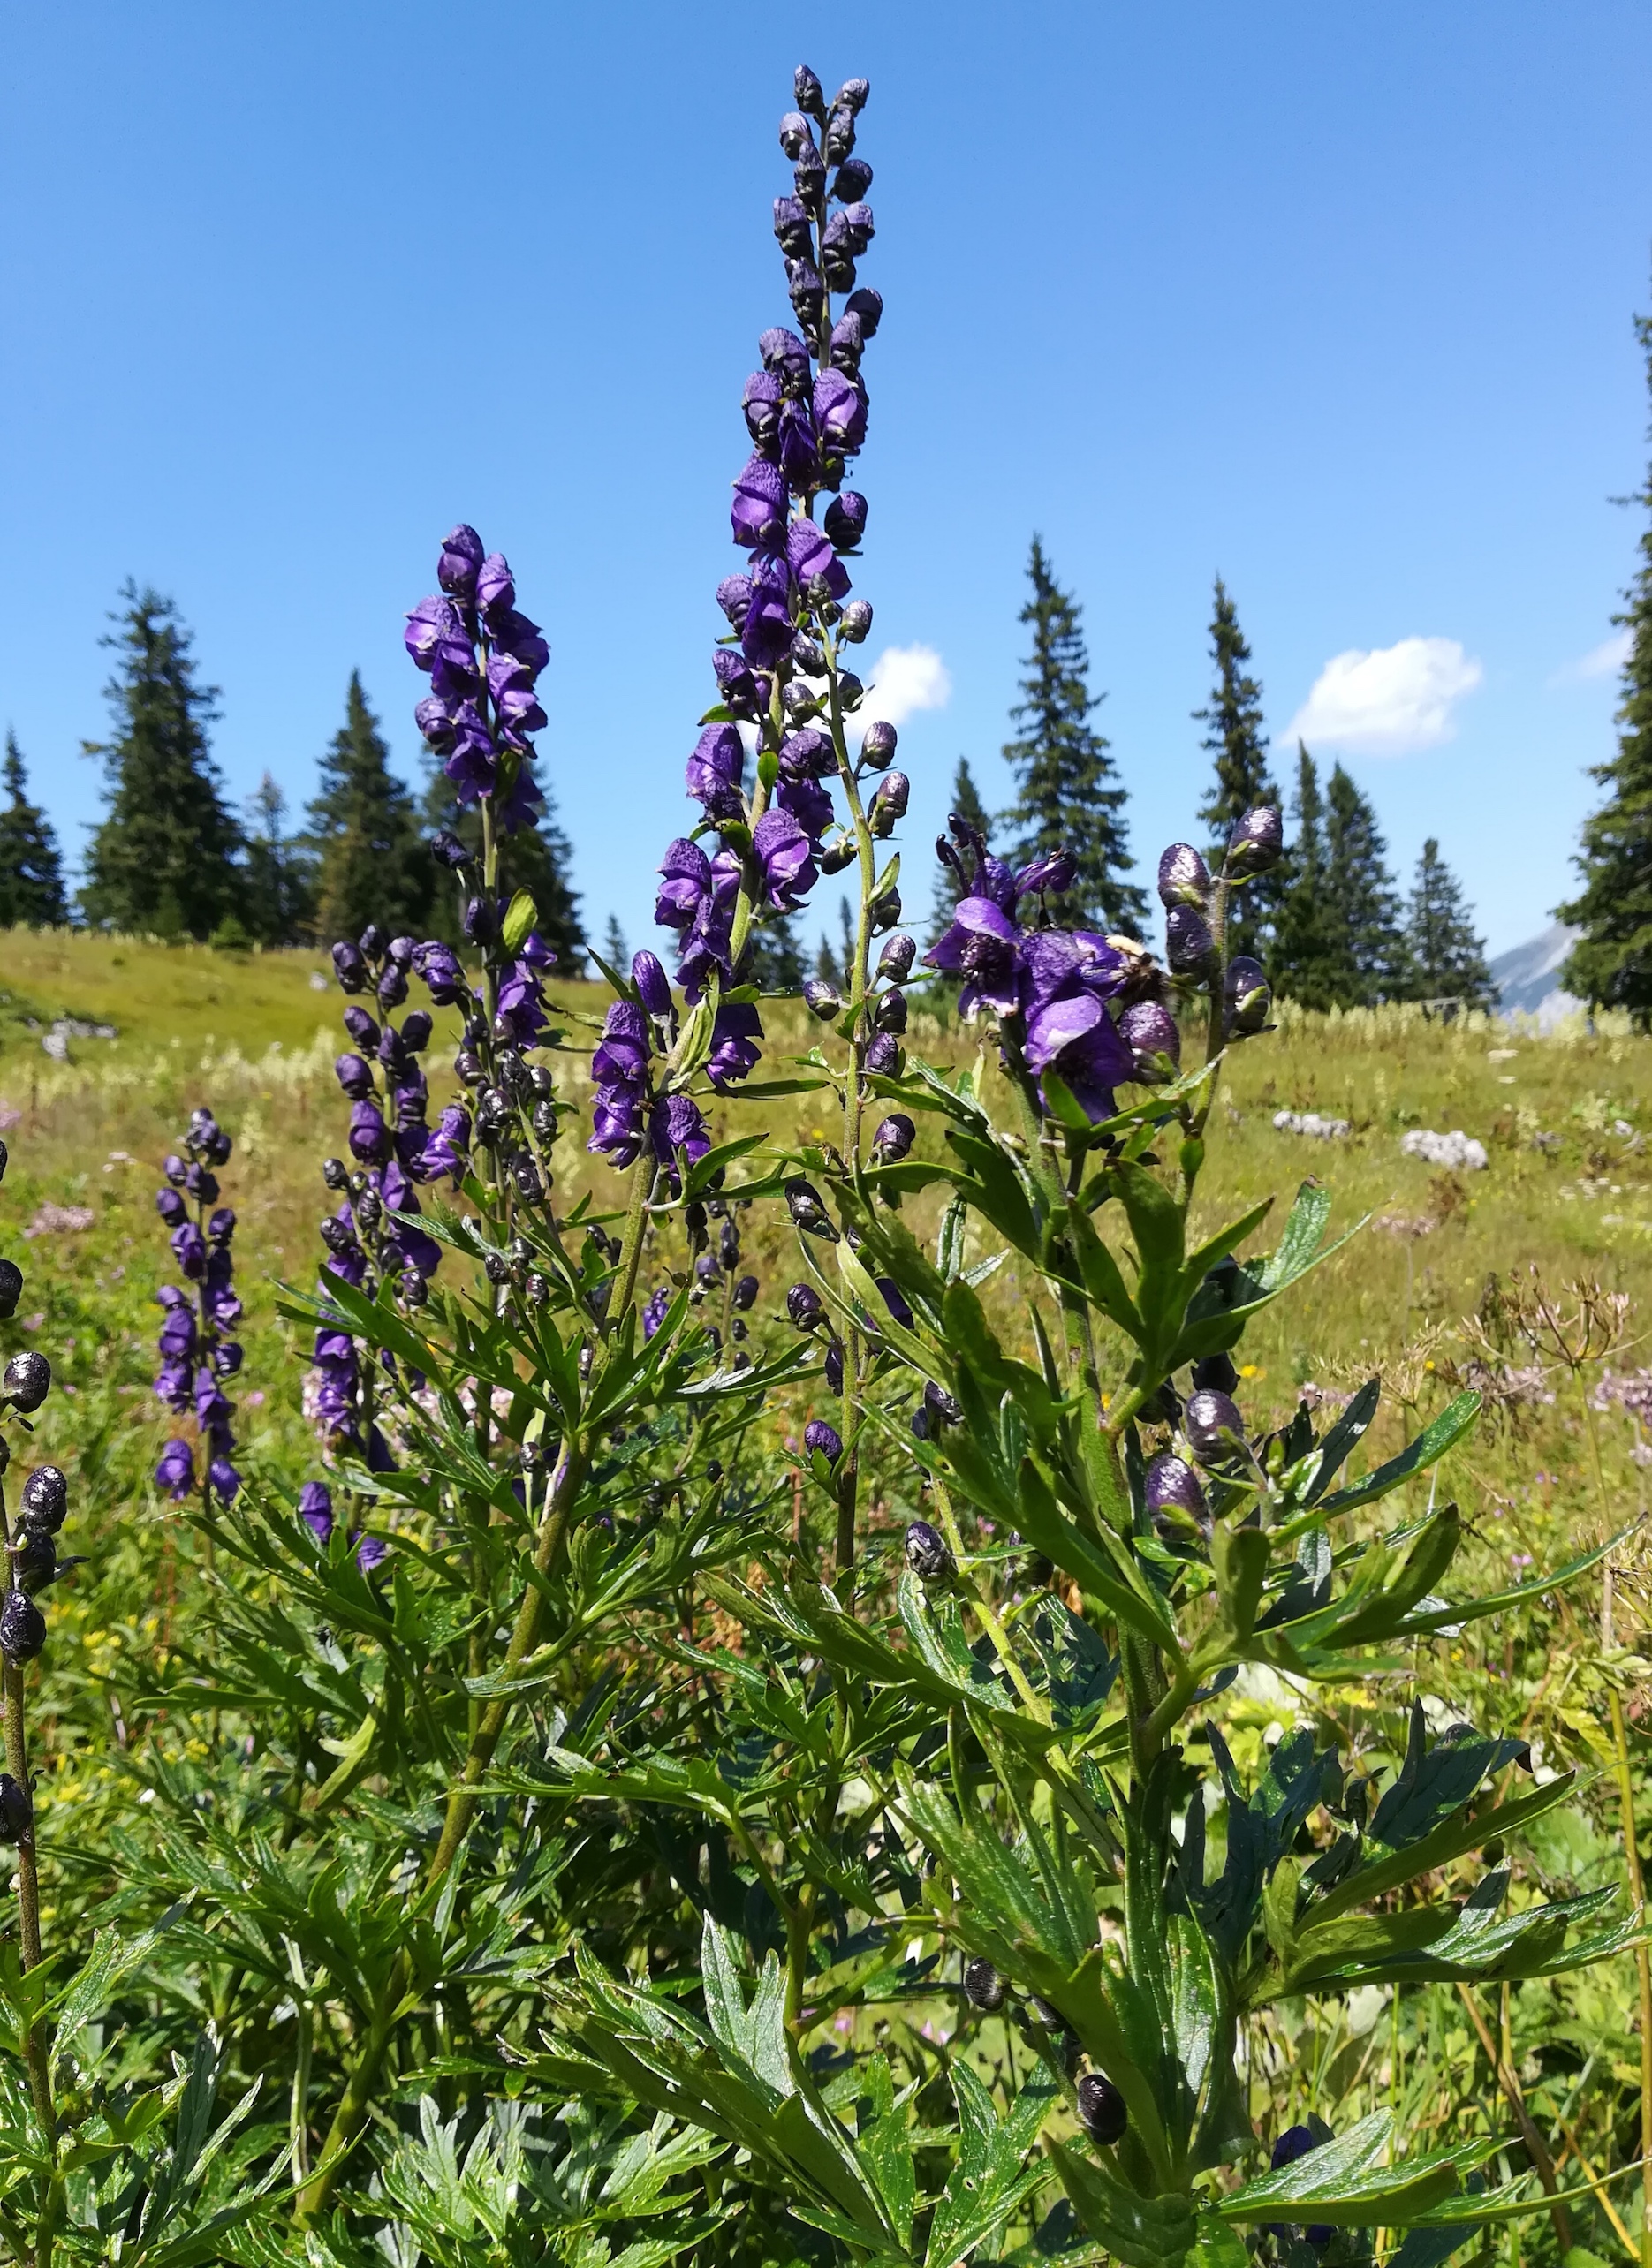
(0, 732, 69, 930)
(1194, 576, 1284, 962)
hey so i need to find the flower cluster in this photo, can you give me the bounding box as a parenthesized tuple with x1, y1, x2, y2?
(642, 66, 886, 1088)
(0, 1134, 72, 1674)
(1155, 806, 1283, 1036)
(587, 954, 710, 1183)
(152, 1108, 244, 1503)
(405, 525, 549, 830)
(926, 821, 1167, 1122)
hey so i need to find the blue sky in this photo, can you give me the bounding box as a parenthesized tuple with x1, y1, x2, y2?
(3, 3, 1648, 958)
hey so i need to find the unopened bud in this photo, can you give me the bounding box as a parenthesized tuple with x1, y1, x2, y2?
(1156, 843, 1211, 910)
(1226, 805, 1284, 879)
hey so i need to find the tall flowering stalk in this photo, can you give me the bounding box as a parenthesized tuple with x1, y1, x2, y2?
(152, 1107, 243, 1504)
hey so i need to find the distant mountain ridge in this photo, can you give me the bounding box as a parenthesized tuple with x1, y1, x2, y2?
(1490, 922, 1580, 1024)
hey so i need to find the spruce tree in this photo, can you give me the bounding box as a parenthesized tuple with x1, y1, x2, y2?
(308, 675, 434, 945)
(1002, 538, 1147, 933)
(1558, 311, 1652, 1019)
(242, 774, 314, 947)
(1406, 839, 1493, 1009)
(0, 734, 68, 928)
(928, 756, 991, 942)
(748, 910, 807, 992)
(81, 586, 243, 938)
(1194, 578, 1284, 960)
(1271, 744, 1339, 1009)
(1323, 762, 1406, 1004)
(602, 914, 630, 976)
(422, 760, 584, 972)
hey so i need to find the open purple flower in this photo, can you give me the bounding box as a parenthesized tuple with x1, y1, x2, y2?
(707, 1002, 764, 1091)
(754, 806, 818, 911)
(731, 456, 787, 549)
(155, 1439, 194, 1500)
(686, 724, 746, 813)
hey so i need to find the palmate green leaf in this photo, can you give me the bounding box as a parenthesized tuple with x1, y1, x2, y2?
(922, 2065, 1058, 2268)
(1209, 2109, 1493, 2227)
(1047, 2141, 1199, 2268)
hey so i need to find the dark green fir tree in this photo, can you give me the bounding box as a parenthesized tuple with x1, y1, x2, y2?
(1003, 538, 1147, 933)
(242, 773, 314, 946)
(928, 756, 992, 943)
(601, 914, 630, 978)
(422, 756, 585, 973)
(1323, 762, 1406, 1005)
(307, 675, 434, 945)
(1270, 744, 1339, 1009)
(1194, 578, 1284, 961)
(748, 910, 807, 992)
(1558, 309, 1652, 1020)
(0, 734, 69, 928)
(80, 586, 243, 938)
(1406, 839, 1493, 1009)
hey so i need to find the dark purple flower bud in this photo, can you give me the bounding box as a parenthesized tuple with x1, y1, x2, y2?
(0, 1773, 33, 1841)
(872, 1112, 915, 1161)
(154, 1439, 193, 1500)
(1227, 805, 1284, 879)
(731, 456, 787, 550)
(803, 977, 841, 1020)
(785, 517, 848, 603)
(349, 1101, 392, 1165)
(716, 574, 754, 627)
(813, 369, 868, 454)
(1118, 1000, 1180, 1079)
(864, 1032, 901, 1076)
(20, 1468, 65, 1532)
(686, 724, 745, 810)
(437, 524, 484, 600)
(836, 201, 875, 255)
(758, 326, 811, 394)
(0, 1587, 44, 1663)
(870, 770, 908, 837)
(476, 551, 515, 616)
(332, 941, 368, 993)
(334, 1052, 375, 1100)
(1165, 904, 1216, 977)
(1076, 2074, 1127, 2146)
(1185, 1388, 1245, 1464)
(155, 1186, 186, 1228)
(794, 63, 825, 117)
(414, 695, 458, 751)
(405, 594, 473, 677)
(342, 1004, 378, 1048)
(359, 923, 387, 960)
(837, 601, 873, 646)
(845, 284, 883, 338)
(834, 76, 870, 115)
(860, 719, 897, 770)
(707, 1002, 764, 1091)
(632, 951, 672, 1017)
(905, 1519, 954, 1580)
(208, 1455, 241, 1503)
(1015, 849, 1078, 899)
(828, 312, 865, 374)
(742, 366, 783, 452)
(1157, 842, 1211, 910)
(163, 1153, 187, 1186)
(804, 1418, 843, 1463)
(376, 964, 409, 1010)
(1146, 1454, 1208, 1525)
(299, 1480, 334, 1542)
(356, 1532, 388, 1571)
(874, 987, 907, 1034)
(834, 154, 873, 200)
(777, 110, 815, 159)
(820, 210, 857, 292)
(413, 941, 466, 1005)
(823, 103, 857, 164)
(964, 1957, 1004, 2011)
(0, 1261, 21, 1320)
(869, 886, 902, 934)
(785, 1178, 837, 1238)
(1225, 956, 1272, 1034)
(170, 1222, 207, 1281)
(877, 1276, 913, 1328)
(401, 1010, 433, 1054)
(787, 1283, 827, 1332)
(463, 895, 498, 947)
(824, 1338, 844, 1394)
(431, 828, 470, 869)
(208, 1206, 235, 1243)
(823, 491, 868, 554)
(1194, 1352, 1239, 1396)
(875, 934, 914, 986)
(733, 1274, 759, 1312)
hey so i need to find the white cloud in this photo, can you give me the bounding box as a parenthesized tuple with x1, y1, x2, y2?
(854, 643, 951, 737)
(1284, 636, 1482, 756)
(1550, 629, 1630, 686)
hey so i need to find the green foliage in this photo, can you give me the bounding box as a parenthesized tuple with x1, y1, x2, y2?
(80, 585, 244, 940)
(241, 772, 315, 947)
(1003, 538, 1148, 934)
(0, 736, 68, 929)
(422, 754, 585, 971)
(1195, 579, 1284, 961)
(1559, 309, 1652, 1022)
(307, 673, 434, 945)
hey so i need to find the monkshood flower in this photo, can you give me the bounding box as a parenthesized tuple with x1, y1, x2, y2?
(588, 1000, 650, 1168)
(925, 829, 1147, 1123)
(406, 524, 549, 831)
(152, 1107, 243, 1503)
(296, 1480, 388, 1572)
(649, 65, 883, 1034)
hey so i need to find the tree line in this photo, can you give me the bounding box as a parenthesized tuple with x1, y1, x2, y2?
(1, 584, 585, 964)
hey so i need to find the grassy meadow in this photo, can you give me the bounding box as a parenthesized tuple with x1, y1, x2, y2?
(4, 923, 1652, 2251)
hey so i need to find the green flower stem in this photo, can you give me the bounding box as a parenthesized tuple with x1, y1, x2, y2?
(294, 1429, 587, 2226)
(608, 1145, 657, 1332)
(0, 1473, 56, 2190)
(928, 1476, 1050, 1724)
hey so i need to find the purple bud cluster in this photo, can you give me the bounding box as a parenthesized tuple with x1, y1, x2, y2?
(152, 1108, 243, 1503)
(1154, 805, 1282, 1037)
(647, 65, 885, 1071)
(587, 956, 711, 1184)
(405, 525, 549, 831)
(926, 818, 1173, 1123)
